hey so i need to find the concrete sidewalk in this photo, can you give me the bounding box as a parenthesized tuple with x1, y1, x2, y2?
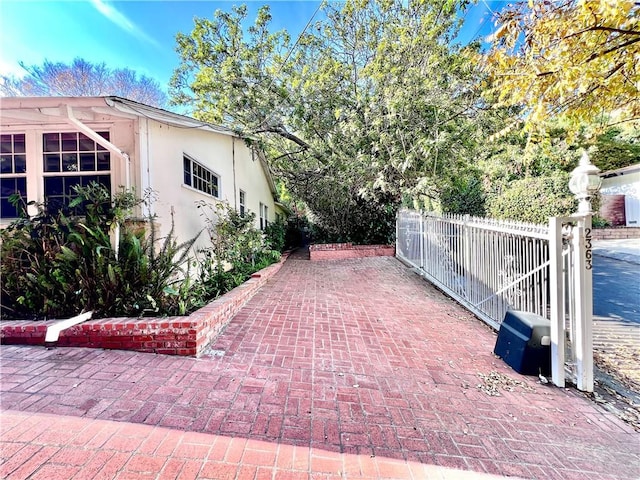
(593, 238, 640, 265)
(1, 254, 639, 479)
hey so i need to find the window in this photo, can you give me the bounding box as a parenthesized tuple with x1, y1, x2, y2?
(42, 131, 111, 213)
(239, 190, 246, 216)
(0, 133, 27, 218)
(259, 202, 268, 230)
(183, 155, 219, 198)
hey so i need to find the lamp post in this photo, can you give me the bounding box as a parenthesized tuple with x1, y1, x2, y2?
(567, 150, 601, 392)
(569, 151, 602, 215)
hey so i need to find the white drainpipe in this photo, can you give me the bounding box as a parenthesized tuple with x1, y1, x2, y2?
(60, 104, 131, 190)
(60, 104, 131, 259)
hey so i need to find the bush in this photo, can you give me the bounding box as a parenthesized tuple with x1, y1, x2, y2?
(486, 172, 577, 224)
(1, 187, 284, 320)
(193, 202, 281, 304)
(265, 218, 286, 252)
(0, 184, 198, 319)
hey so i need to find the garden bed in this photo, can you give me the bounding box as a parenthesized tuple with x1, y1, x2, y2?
(0, 253, 289, 357)
(309, 242, 395, 261)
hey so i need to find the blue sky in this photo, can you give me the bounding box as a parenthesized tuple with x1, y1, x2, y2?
(0, 0, 500, 94)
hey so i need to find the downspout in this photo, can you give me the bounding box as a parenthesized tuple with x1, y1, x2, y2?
(60, 104, 131, 190)
(232, 137, 237, 209)
(60, 104, 131, 260)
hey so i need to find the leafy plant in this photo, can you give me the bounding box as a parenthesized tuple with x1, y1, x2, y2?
(1, 184, 198, 319)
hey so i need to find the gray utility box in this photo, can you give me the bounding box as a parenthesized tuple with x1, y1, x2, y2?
(494, 310, 551, 376)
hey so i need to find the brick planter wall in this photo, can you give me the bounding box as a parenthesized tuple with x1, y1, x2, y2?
(309, 243, 395, 261)
(0, 253, 288, 357)
(593, 227, 640, 240)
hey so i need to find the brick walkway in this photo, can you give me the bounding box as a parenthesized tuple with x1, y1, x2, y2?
(1, 253, 639, 479)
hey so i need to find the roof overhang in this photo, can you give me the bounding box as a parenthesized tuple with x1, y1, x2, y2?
(600, 163, 640, 178)
(0, 96, 236, 138)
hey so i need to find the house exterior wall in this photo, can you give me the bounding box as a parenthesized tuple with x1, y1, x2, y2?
(601, 169, 640, 227)
(141, 120, 276, 249)
(1, 98, 278, 249)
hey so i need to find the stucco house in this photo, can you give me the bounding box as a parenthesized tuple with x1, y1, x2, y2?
(599, 163, 640, 227)
(0, 96, 288, 248)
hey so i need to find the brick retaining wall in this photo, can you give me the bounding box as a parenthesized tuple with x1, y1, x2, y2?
(309, 243, 395, 261)
(0, 253, 288, 357)
(593, 227, 640, 240)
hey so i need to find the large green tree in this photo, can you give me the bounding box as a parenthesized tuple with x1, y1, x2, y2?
(171, 0, 483, 241)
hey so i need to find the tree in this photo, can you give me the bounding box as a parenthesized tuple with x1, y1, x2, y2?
(484, 0, 639, 136)
(1, 58, 167, 107)
(171, 1, 482, 241)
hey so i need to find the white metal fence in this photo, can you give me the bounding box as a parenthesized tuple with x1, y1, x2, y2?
(396, 210, 550, 329)
(396, 209, 594, 391)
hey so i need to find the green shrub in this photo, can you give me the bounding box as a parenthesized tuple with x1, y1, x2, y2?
(0, 184, 198, 319)
(265, 218, 286, 252)
(1, 187, 284, 320)
(193, 202, 281, 303)
(486, 172, 577, 224)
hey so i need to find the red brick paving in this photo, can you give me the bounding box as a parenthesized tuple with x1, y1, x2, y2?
(1, 253, 639, 479)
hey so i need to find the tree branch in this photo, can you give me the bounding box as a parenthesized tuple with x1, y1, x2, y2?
(253, 126, 310, 149)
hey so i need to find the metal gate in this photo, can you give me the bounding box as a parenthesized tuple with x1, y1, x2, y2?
(396, 210, 594, 391)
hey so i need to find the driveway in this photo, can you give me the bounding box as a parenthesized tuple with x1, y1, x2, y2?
(1, 253, 638, 479)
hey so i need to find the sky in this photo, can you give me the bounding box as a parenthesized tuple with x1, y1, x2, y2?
(0, 0, 502, 97)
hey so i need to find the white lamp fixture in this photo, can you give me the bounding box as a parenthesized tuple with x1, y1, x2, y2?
(569, 151, 602, 215)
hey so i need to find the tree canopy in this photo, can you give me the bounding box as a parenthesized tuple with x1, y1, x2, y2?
(1, 58, 167, 107)
(484, 0, 639, 136)
(171, 0, 483, 241)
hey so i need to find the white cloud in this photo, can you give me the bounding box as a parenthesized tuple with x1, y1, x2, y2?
(89, 0, 161, 49)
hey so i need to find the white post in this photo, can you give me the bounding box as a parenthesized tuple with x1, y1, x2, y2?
(573, 215, 594, 392)
(567, 151, 600, 393)
(549, 217, 565, 387)
(420, 212, 425, 270)
(464, 215, 471, 298)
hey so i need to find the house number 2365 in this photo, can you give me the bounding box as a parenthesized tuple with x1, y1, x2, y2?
(585, 227, 593, 270)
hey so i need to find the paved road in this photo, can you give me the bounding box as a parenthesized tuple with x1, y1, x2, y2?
(593, 255, 640, 324)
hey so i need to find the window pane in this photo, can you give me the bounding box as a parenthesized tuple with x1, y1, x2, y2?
(1, 177, 16, 196)
(0, 198, 15, 218)
(63, 153, 78, 172)
(78, 133, 95, 151)
(0, 135, 12, 154)
(183, 157, 191, 186)
(80, 153, 96, 171)
(61, 132, 78, 151)
(44, 154, 61, 172)
(14, 155, 26, 174)
(0, 177, 26, 219)
(97, 131, 110, 142)
(95, 175, 111, 190)
(43, 133, 60, 152)
(44, 176, 64, 195)
(13, 134, 25, 154)
(0, 156, 11, 174)
(66, 176, 80, 193)
(96, 152, 110, 170)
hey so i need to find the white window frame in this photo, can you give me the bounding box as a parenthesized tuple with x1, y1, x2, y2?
(259, 202, 268, 230)
(183, 154, 220, 198)
(0, 133, 27, 219)
(239, 190, 246, 216)
(41, 131, 112, 213)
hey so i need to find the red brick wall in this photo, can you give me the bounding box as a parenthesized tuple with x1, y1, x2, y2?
(598, 194, 626, 226)
(592, 227, 640, 240)
(0, 254, 288, 357)
(309, 243, 395, 261)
